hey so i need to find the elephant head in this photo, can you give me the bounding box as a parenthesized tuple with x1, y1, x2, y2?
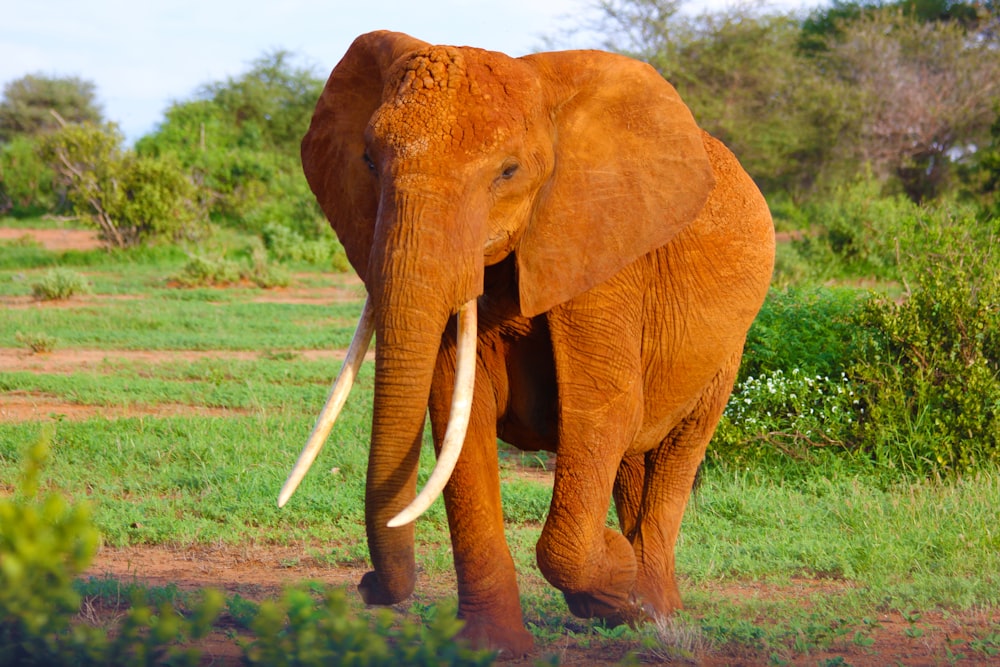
(280, 30, 719, 611)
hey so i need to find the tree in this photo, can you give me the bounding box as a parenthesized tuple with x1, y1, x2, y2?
(0, 75, 102, 143)
(40, 121, 203, 247)
(592, 1, 856, 197)
(136, 50, 326, 235)
(821, 8, 1000, 200)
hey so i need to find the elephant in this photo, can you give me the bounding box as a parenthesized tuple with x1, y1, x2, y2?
(278, 30, 775, 657)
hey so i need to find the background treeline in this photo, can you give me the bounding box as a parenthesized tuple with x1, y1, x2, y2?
(2, 1, 1000, 239)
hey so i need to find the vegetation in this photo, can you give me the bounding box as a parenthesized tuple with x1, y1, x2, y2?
(2, 0, 1000, 663)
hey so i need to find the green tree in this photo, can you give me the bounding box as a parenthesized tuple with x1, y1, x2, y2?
(40, 122, 204, 247)
(136, 51, 326, 236)
(0, 135, 58, 215)
(593, 1, 855, 197)
(0, 74, 102, 143)
(819, 8, 1000, 200)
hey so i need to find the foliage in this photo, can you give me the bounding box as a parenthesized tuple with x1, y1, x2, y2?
(816, 6, 1000, 200)
(849, 233, 1000, 474)
(0, 74, 102, 143)
(30, 267, 90, 301)
(0, 135, 58, 216)
(170, 242, 290, 288)
(136, 51, 326, 235)
(262, 222, 350, 269)
(713, 369, 860, 465)
(245, 588, 495, 667)
(14, 331, 57, 354)
(740, 286, 865, 383)
(39, 122, 204, 247)
(0, 436, 223, 666)
(961, 107, 1000, 217)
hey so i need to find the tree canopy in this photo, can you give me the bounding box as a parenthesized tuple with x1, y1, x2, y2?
(0, 74, 103, 143)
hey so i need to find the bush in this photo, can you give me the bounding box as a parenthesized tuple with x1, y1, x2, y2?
(0, 436, 223, 666)
(261, 222, 350, 270)
(740, 286, 864, 384)
(245, 588, 495, 667)
(30, 267, 90, 300)
(171, 244, 289, 289)
(39, 122, 205, 247)
(849, 239, 1000, 475)
(0, 135, 58, 216)
(713, 369, 860, 466)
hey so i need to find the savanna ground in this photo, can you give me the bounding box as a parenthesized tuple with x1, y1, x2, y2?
(2, 225, 999, 666)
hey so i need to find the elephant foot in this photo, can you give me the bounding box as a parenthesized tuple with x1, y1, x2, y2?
(563, 590, 645, 627)
(458, 616, 534, 659)
(357, 570, 413, 606)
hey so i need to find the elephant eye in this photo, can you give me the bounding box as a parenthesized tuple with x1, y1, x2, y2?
(500, 162, 519, 180)
(363, 152, 376, 173)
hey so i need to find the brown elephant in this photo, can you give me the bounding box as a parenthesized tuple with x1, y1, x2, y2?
(279, 30, 774, 657)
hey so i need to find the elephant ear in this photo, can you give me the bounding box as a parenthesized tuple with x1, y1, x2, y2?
(301, 31, 429, 284)
(516, 51, 715, 317)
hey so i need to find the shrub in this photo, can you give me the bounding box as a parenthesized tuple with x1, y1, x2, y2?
(30, 267, 90, 300)
(39, 122, 205, 247)
(0, 135, 58, 216)
(171, 245, 290, 289)
(740, 287, 864, 384)
(0, 436, 223, 666)
(713, 369, 860, 466)
(245, 588, 495, 667)
(849, 241, 1000, 475)
(14, 331, 58, 354)
(261, 222, 350, 271)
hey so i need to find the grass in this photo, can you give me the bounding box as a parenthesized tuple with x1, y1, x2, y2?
(2, 219, 999, 664)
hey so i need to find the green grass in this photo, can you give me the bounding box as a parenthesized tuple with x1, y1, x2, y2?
(2, 225, 998, 663)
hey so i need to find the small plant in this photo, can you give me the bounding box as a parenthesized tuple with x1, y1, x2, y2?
(15, 330, 58, 354)
(30, 267, 90, 300)
(171, 245, 289, 288)
(244, 588, 495, 667)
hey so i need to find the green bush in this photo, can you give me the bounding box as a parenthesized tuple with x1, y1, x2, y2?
(39, 122, 205, 248)
(14, 331, 57, 354)
(30, 267, 90, 300)
(245, 588, 495, 667)
(849, 242, 1000, 475)
(170, 245, 290, 289)
(740, 286, 864, 384)
(0, 436, 223, 666)
(713, 369, 860, 466)
(261, 222, 350, 270)
(0, 136, 58, 216)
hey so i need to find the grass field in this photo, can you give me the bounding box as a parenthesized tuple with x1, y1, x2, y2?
(2, 224, 999, 665)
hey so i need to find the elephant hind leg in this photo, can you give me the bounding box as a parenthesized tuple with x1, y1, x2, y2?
(619, 351, 742, 618)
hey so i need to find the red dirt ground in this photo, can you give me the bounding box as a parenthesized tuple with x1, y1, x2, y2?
(5, 227, 999, 665)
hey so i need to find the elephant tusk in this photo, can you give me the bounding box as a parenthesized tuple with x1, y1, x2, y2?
(278, 296, 374, 508)
(387, 299, 477, 528)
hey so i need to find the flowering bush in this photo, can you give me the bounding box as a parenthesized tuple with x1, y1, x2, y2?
(712, 369, 860, 465)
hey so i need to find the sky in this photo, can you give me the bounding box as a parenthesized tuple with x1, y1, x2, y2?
(1, 0, 813, 144)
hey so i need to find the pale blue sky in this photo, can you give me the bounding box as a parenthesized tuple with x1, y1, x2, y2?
(1, 0, 813, 143)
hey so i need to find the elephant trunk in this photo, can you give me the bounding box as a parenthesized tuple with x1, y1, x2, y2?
(359, 185, 483, 605)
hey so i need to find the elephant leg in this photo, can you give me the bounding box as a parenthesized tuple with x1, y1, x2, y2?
(428, 335, 534, 657)
(535, 281, 645, 624)
(621, 350, 742, 618)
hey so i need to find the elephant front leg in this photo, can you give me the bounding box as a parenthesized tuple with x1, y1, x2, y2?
(429, 341, 534, 657)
